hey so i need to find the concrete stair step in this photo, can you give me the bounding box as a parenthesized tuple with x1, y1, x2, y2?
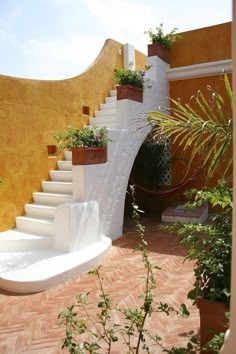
(25, 203, 56, 219)
(110, 89, 117, 97)
(89, 115, 116, 126)
(95, 108, 116, 117)
(49, 170, 72, 182)
(100, 102, 116, 110)
(16, 216, 54, 236)
(64, 151, 72, 161)
(57, 160, 72, 171)
(90, 122, 117, 128)
(105, 96, 116, 103)
(33, 192, 73, 206)
(91, 123, 118, 129)
(0, 230, 53, 252)
(42, 181, 72, 194)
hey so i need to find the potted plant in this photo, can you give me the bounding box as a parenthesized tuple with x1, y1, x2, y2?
(113, 62, 151, 103)
(145, 23, 179, 63)
(162, 182, 231, 352)
(54, 125, 110, 165)
(149, 74, 232, 352)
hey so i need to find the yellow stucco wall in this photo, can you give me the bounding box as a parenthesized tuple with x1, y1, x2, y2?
(169, 22, 232, 191)
(135, 50, 147, 69)
(0, 38, 146, 231)
(171, 22, 231, 67)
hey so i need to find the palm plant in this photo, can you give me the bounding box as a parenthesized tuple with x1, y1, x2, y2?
(147, 74, 232, 181)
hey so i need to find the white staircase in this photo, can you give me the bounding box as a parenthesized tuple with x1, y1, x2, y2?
(0, 50, 170, 294)
(0, 145, 111, 293)
(0, 90, 121, 294)
(0, 153, 74, 252)
(89, 89, 117, 128)
(14, 88, 118, 238)
(0, 143, 111, 294)
(15, 153, 73, 236)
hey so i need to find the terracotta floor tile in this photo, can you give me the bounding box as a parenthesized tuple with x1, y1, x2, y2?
(0, 217, 199, 353)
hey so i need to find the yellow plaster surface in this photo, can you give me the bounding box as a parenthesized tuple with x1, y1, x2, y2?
(169, 22, 232, 193)
(171, 22, 231, 68)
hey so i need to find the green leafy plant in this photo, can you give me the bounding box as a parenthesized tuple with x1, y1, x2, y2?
(59, 185, 193, 353)
(113, 62, 151, 89)
(146, 73, 232, 352)
(160, 181, 231, 352)
(203, 330, 226, 353)
(148, 74, 232, 181)
(54, 125, 111, 151)
(145, 23, 179, 48)
(162, 181, 232, 306)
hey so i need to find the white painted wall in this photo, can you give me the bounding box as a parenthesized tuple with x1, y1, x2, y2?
(123, 43, 135, 69)
(53, 201, 100, 251)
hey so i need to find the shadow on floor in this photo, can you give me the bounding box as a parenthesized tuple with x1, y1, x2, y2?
(121, 214, 188, 257)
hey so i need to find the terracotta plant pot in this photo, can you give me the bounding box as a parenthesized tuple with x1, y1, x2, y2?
(197, 298, 228, 353)
(116, 85, 143, 103)
(71, 146, 107, 165)
(148, 43, 170, 63)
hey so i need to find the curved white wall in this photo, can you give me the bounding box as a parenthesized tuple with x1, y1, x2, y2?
(68, 54, 170, 241)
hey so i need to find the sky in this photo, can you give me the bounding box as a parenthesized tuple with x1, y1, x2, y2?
(0, 0, 232, 80)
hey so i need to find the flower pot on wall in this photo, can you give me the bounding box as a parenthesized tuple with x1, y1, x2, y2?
(148, 43, 170, 63)
(71, 146, 107, 165)
(197, 298, 228, 353)
(116, 85, 143, 103)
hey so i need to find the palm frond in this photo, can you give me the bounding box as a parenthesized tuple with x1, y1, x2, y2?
(147, 74, 232, 181)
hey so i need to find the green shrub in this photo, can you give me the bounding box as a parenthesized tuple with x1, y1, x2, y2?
(113, 62, 151, 89)
(162, 181, 232, 306)
(54, 126, 110, 151)
(145, 23, 179, 48)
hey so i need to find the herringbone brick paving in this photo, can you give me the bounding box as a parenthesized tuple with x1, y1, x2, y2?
(0, 217, 199, 353)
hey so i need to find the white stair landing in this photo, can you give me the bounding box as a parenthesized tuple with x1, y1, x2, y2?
(0, 235, 111, 293)
(0, 229, 53, 251)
